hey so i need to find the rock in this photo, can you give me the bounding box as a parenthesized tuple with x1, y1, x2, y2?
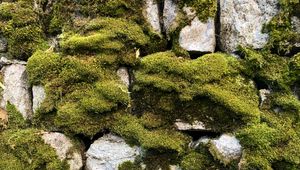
(0, 56, 27, 66)
(144, 0, 161, 34)
(175, 119, 210, 131)
(86, 134, 140, 170)
(32, 85, 46, 112)
(1, 64, 32, 119)
(179, 17, 215, 53)
(0, 36, 7, 53)
(42, 132, 83, 170)
(169, 165, 182, 170)
(209, 134, 242, 165)
(163, 0, 178, 34)
(292, 16, 300, 33)
(220, 0, 279, 52)
(189, 137, 210, 149)
(259, 89, 271, 107)
(117, 67, 130, 87)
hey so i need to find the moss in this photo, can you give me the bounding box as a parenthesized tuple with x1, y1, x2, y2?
(6, 102, 28, 129)
(112, 114, 190, 154)
(118, 161, 142, 170)
(0, 128, 68, 169)
(0, 1, 47, 60)
(178, 0, 217, 22)
(181, 152, 212, 170)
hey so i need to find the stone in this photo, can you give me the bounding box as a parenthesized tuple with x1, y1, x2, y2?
(0, 108, 8, 128)
(42, 132, 83, 170)
(117, 67, 130, 87)
(259, 89, 270, 107)
(209, 134, 242, 165)
(0, 36, 7, 53)
(32, 85, 46, 112)
(169, 165, 182, 170)
(163, 0, 178, 34)
(1, 64, 32, 119)
(220, 0, 279, 52)
(292, 16, 300, 33)
(86, 134, 140, 170)
(189, 137, 210, 149)
(144, 0, 161, 34)
(179, 17, 215, 53)
(175, 119, 210, 131)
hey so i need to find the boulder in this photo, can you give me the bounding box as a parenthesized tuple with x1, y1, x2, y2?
(86, 134, 140, 170)
(1, 64, 32, 119)
(179, 17, 215, 53)
(0, 36, 7, 53)
(163, 0, 178, 34)
(220, 0, 279, 52)
(143, 0, 161, 34)
(42, 132, 83, 170)
(32, 85, 46, 112)
(117, 67, 130, 88)
(209, 134, 242, 165)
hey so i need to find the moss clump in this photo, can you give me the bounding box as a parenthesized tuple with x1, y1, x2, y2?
(118, 161, 142, 170)
(112, 114, 190, 154)
(0, 1, 47, 60)
(27, 50, 129, 137)
(60, 17, 149, 66)
(178, 0, 217, 22)
(133, 51, 260, 131)
(0, 128, 68, 169)
(6, 102, 28, 129)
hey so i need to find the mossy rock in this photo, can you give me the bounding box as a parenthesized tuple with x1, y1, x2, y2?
(0, 128, 68, 169)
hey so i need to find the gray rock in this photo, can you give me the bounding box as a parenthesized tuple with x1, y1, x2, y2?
(163, 0, 179, 34)
(117, 67, 130, 87)
(0, 36, 7, 53)
(292, 16, 300, 33)
(0, 56, 27, 66)
(32, 85, 46, 113)
(259, 89, 270, 107)
(1, 64, 32, 119)
(144, 0, 161, 34)
(42, 132, 83, 170)
(179, 17, 215, 53)
(209, 134, 242, 165)
(189, 137, 210, 149)
(220, 0, 279, 52)
(86, 134, 140, 170)
(175, 119, 210, 131)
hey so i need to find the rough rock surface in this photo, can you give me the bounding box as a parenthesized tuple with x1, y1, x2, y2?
(175, 119, 210, 131)
(259, 89, 270, 107)
(0, 36, 7, 53)
(86, 134, 140, 170)
(179, 17, 215, 53)
(42, 132, 83, 170)
(220, 0, 279, 52)
(1, 64, 32, 119)
(117, 67, 130, 87)
(209, 134, 242, 165)
(179, 6, 215, 53)
(163, 0, 178, 34)
(292, 16, 300, 33)
(144, 0, 161, 34)
(32, 85, 46, 112)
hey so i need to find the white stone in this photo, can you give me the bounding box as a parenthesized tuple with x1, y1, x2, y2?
(86, 134, 140, 170)
(179, 17, 216, 53)
(117, 67, 130, 87)
(32, 85, 46, 112)
(144, 0, 161, 34)
(220, 0, 279, 52)
(259, 89, 270, 107)
(163, 0, 178, 34)
(189, 137, 210, 149)
(209, 134, 242, 165)
(42, 132, 83, 170)
(1, 64, 32, 119)
(175, 119, 210, 131)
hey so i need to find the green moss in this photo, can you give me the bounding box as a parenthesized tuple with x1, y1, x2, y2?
(118, 161, 142, 170)
(0, 129, 68, 169)
(112, 114, 190, 154)
(181, 152, 212, 170)
(6, 102, 28, 129)
(0, 1, 47, 60)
